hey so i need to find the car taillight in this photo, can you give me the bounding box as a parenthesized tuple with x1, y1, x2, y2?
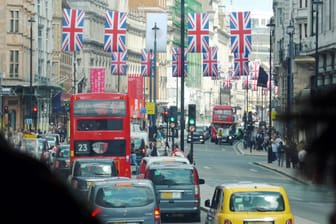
(224, 219, 232, 224)
(193, 170, 200, 199)
(286, 219, 293, 224)
(72, 179, 78, 189)
(91, 207, 102, 217)
(141, 147, 146, 154)
(154, 207, 161, 222)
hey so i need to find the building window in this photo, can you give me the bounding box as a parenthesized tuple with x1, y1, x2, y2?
(9, 50, 19, 78)
(9, 10, 19, 33)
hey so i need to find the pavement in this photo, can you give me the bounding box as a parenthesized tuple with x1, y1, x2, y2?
(199, 140, 318, 224)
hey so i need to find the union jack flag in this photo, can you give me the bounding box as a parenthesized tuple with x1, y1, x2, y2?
(104, 11, 127, 52)
(223, 75, 233, 89)
(172, 47, 188, 77)
(242, 76, 251, 89)
(230, 11, 252, 55)
(62, 8, 85, 52)
(234, 52, 249, 76)
(141, 49, 152, 77)
(111, 51, 127, 75)
(203, 47, 218, 77)
(249, 61, 260, 80)
(250, 79, 258, 91)
(187, 13, 209, 53)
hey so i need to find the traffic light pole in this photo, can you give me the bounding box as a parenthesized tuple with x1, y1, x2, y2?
(189, 131, 194, 164)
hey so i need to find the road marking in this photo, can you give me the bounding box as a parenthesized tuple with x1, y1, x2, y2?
(203, 166, 211, 169)
(249, 168, 258, 172)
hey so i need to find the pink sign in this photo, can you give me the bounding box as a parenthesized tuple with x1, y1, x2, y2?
(90, 68, 105, 92)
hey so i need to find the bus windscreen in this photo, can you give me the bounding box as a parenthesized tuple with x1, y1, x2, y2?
(74, 100, 126, 116)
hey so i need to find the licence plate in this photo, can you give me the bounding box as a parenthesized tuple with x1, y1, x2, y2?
(161, 192, 181, 199)
(112, 223, 140, 224)
(244, 222, 273, 224)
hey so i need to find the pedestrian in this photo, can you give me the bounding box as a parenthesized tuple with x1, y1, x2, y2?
(277, 141, 285, 167)
(170, 143, 186, 158)
(130, 143, 139, 174)
(150, 141, 158, 157)
(271, 139, 278, 162)
(217, 127, 223, 145)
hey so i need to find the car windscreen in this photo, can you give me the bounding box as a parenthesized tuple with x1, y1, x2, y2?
(95, 185, 154, 208)
(149, 168, 194, 185)
(230, 191, 285, 212)
(77, 162, 113, 177)
(57, 147, 70, 158)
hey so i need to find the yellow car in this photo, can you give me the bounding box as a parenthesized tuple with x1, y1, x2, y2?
(204, 182, 294, 224)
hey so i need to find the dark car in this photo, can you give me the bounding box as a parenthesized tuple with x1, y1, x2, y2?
(187, 127, 206, 144)
(52, 144, 70, 179)
(88, 178, 161, 224)
(131, 137, 147, 164)
(68, 158, 119, 199)
(144, 162, 205, 222)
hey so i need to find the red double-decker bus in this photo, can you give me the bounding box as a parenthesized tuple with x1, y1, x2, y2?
(210, 105, 235, 142)
(69, 93, 131, 177)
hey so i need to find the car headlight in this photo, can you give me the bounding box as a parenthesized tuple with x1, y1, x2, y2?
(229, 136, 232, 139)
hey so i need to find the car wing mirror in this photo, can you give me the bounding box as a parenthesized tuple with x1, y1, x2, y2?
(204, 199, 211, 207)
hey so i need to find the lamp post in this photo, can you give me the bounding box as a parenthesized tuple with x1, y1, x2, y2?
(266, 19, 275, 163)
(152, 23, 159, 126)
(28, 17, 35, 132)
(286, 22, 294, 141)
(312, 0, 323, 88)
(180, 0, 185, 151)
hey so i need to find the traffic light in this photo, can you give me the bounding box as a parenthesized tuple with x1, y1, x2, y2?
(3, 105, 8, 113)
(33, 106, 38, 113)
(169, 106, 177, 126)
(188, 104, 196, 131)
(162, 109, 169, 123)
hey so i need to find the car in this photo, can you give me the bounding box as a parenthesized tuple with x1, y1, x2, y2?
(217, 127, 234, 145)
(88, 178, 161, 224)
(187, 126, 206, 144)
(204, 182, 295, 224)
(39, 133, 60, 150)
(138, 156, 190, 178)
(144, 162, 205, 222)
(21, 137, 50, 161)
(68, 158, 119, 199)
(52, 144, 70, 179)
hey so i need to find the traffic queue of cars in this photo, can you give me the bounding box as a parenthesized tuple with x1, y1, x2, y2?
(21, 131, 294, 224)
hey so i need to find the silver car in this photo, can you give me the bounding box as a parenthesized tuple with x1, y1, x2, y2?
(87, 178, 161, 224)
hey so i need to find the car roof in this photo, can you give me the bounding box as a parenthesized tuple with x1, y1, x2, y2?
(217, 182, 284, 191)
(92, 177, 153, 187)
(147, 162, 194, 170)
(73, 158, 115, 163)
(142, 156, 190, 164)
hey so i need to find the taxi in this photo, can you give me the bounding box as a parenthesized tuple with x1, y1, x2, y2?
(204, 182, 294, 224)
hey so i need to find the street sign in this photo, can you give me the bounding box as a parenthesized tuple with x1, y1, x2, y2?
(25, 118, 33, 125)
(146, 102, 155, 115)
(0, 87, 15, 95)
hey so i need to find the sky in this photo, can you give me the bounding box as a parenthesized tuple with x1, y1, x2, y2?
(225, 0, 273, 12)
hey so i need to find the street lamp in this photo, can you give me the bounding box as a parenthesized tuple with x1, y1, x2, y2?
(266, 18, 275, 163)
(312, 0, 323, 87)
(28, 17, 35, 132)
(152, 23, 159, 126)
(286, 22, 294, 140)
